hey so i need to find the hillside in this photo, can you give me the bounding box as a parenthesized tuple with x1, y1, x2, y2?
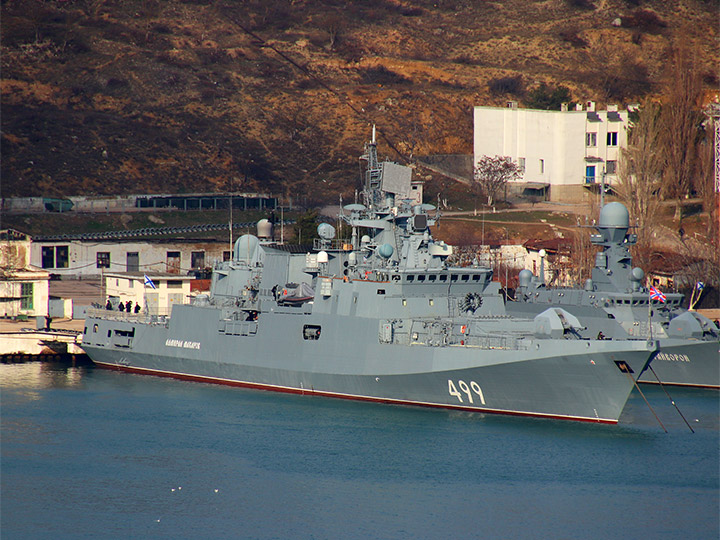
(2, 0, 718, 205)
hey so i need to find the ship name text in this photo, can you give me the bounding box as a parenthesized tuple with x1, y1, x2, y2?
(165, 338, 201, 350)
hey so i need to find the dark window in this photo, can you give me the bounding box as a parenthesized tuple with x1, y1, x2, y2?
(223, 251, 231, 262)
(418, 275, 426, 282)
(407, 275, 415, 282)
(97, 252, 110, 269)
(20, 283, 33, 310)
(429, 275, 436, 282)
(167, 251, 181, 274)
(461, 275, 470, 281)
(42, 246, 55, 268)
(451, 275, 458, 282)
(377, 289, 386, 295)
(41, 246, 69, 268)
(439, 275, 447, 281)
(607, 132, 618, 146)
(56, 246, 68, 268)
(126, 252, 139, 272)
(472, 275, 480, 281)
(167, 280, 183, 289)
(191, 251, 205, 269)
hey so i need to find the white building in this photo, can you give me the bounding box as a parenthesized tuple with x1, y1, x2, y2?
(104, 272, 195, 315)
(31, 238, 233, 278)
(0, 229, 50, 319)
(473, 101, 629, 202)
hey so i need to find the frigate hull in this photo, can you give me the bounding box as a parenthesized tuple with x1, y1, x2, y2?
(83, 306, 654, 424)
(637, 339, 719, 388)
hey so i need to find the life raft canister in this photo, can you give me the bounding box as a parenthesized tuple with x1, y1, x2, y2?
(460, 325, 467, 334)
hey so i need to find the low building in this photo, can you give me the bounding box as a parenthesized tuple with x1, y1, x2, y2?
(104, 272, 195, 315)
(474, 101, 629, 203)
(32, 237, 233, 278)
(0, 229, 50, 319)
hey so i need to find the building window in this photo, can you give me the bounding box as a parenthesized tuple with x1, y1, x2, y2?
(56, 246, 68, 268)
(167, 280, 183, 289)
(97, 252, 110, 269)
(41, 246, 68, 269)
(191, 251, 205, 269)
(586, 132, 597, 147)
(585, 165, 596, 184)
(166, 251, 181, 274)
(539, 159, 544, 174)
(126, 252, 139, 273)
(42, 246, 55, 268)
(223, 251, 231, 262)
(518, 157, 526, 172)
(20, 283, 33, 310)
(607, 132, 618, 146)
(606, 160, 617, 174)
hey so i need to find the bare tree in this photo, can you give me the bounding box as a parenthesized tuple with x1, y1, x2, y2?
(473, 155, 519, 207)
(659, 43, 704, 219)
(617, 101, 663, 267)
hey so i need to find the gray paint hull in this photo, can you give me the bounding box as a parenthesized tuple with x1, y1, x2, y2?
(637, 339, 719, 388)
(83, 306, 655, 424)
(506, 302, 719, 388)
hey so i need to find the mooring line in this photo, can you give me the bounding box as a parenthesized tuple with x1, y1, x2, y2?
(624, 371, 667, 433)
(648, 365, 695, 433)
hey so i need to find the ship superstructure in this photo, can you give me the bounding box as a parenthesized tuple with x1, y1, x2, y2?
(82, 130, 659, 423)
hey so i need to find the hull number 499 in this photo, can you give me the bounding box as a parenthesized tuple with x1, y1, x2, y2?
(448, 379, 485, 405)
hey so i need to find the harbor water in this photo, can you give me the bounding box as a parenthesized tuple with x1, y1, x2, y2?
(1, 360, 718, 540)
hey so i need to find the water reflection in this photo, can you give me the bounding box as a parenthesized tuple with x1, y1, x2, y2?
(0, 361, 88, 391)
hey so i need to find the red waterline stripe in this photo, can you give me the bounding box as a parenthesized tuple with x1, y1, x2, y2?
(639, 380, 719, 390)
(94, 362, 618, 424)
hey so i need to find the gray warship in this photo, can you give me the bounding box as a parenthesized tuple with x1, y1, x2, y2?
(82, 131, 659, 424)
(507, 202, 719, 388)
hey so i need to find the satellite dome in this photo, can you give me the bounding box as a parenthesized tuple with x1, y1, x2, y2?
(257, 219, 272, 238)
(518, 269, 533, 287)
(631, 267, 645, 281)
(317, 223, 336, 240)
(599, 202, 630, 229)
(377, 243, 394, 258)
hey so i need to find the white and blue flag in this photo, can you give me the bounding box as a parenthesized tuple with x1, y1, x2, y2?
(144, 274, 157, 289)
(696, 282, 705, 290)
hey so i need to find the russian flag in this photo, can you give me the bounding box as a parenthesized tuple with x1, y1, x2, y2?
(649, 285, 666, 303)
(144, 274, 157, 289)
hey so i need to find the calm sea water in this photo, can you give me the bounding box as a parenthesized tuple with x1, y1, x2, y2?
(1, 361, 718, 540)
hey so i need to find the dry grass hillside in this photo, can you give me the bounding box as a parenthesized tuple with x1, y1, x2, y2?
(2, 0, 718, 205)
